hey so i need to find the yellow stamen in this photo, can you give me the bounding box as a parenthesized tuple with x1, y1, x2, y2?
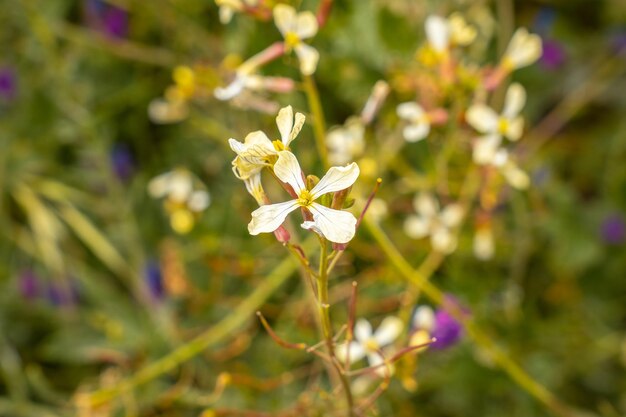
(272, 139, 286, 151)
(297, 189, 314, 207)
(285, 32, 301, 50)
(498, 118, 509, 135)
(364, 338, 380, 352)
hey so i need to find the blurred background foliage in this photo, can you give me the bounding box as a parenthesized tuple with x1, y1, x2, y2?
(1, 0, 626, 416)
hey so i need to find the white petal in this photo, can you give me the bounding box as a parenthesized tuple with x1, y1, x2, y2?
(425, 15, 449, 52)
(301, 220, 323, 237)
(413, 192, 439, 218)
(502, 83, 526, 119)
(502, 163, 530, 190)
(273, 151, 306, 194)
(431, 226, 457, 253)
(295, 43, 320, 75)
(168, 171, 193, 202)
(404, 216, 429, 239)
(473, 134, 502, 165)
(276, 105, 294, 145)
(187, 190, 211, 212)
(273, 4, 296, 37)
(403, 122, 430, 142)
(412, 306, 435, 331)
(367, 352, 393, 377)
(354, 319, 373, 342)
(286, 112, 306, 147)
(505, 117, 524, 141)
(295, 11, 318, 39)
(308, 203, 357, 244)
(243, 172, 266, 205)
(219, 6, 234, 24)
(374, 316, 403, 346)
(148, 172, 172, 198)
(397, 102, 424, 121)
(474, 228, 495, 260)
(440, 204, 464, 228)
(310, 162, 360, 198)
(504, 28, 542, 69)
(466, 104, 499, 133)
(248, 200, 299, 235)
(214, 76, 245, 100)
(335, 341, 366, 364)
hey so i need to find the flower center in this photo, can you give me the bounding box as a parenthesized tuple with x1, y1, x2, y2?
(497, 118, 509, 135)
(272, 139, 286, 151)
(297, 189, 314, 207)
(364, 338, 380, 352)
(285, 32, 301, 49)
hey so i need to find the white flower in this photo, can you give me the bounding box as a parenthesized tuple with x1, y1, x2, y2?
(274, 4, 319, 75)
(336, 317, 403, 375)
(248, 151, 359, 243)
(466, 83, 526, 164)
(501, 28, 543, 71)
(425, 13, 476, 53)
(397, 102, 431, 142)
(148, 170, 194, 203)
(215, 0, 258, 24)
(229, 105, 305, 200)
(148, 98, 189, 124)
(326, 117, 365, 165)
(404, 193, 464, 254)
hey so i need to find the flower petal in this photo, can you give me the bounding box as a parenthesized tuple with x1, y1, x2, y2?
(310, 162, 360, 198)
(403, 122, 430, 142)
(374, 316, 403, 346)
(276, 105, 294, 145)
(472, 134, 501, 165)
(214, 76, 245, 100)
(425, 15, 449, 52)
(502, 83, 526, 119)
(396, 102, 424, 121)
(273, 4, 296, 37)
(412, 306, 435, 331)
(308, 203, 357, 244)
(505, 117, 524, 141)
(504, 28, 542, 69)
(295, 43, 320, 75)
(413, 192, 439, 218)
(404, 215, 430, 239)
(466, 104, 499, 133)
(295, 11, 318, 39)
(273, 151, 306, 194)
(243, 172, 266, 205)
(440, 204, 464, 228)
(287, 112, 306, 147)
(335, 341, 366, 364)
(431, 226, 457, 253)
(248, 200, 299, 235)
(354, 319, 373, 342)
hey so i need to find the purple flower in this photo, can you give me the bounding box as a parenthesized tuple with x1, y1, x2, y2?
(84, 0, 128, 39)
(144, 261, 164, 300)
(0, 67, 16, 101)
(601, 213, 625, 245)
(19, 270, 40, 300)
(540, 39, 567, 70)
(431, 309, 463, 350)
(46, 280, 79, 307)
(110, 143, 135, 180)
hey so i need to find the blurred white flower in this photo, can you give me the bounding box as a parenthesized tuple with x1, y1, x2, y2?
(466, 83, 526, 164)
(326, 117, 365, 165)
(492, 149, 530, 190)
(473, 225, 495, 260)
(397, 102, 431, 142)
(248, 151, 359, 243)
(274, 4, 319, 75)
(404, 193, 464, 254)
(215, 0, 258, 24)
(501, 28, 543, 71)
(336, 316, 403, 376)
(425, 13, 476, 53)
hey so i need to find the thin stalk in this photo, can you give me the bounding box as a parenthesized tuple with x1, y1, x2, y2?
(302, 74, 330, 169)
(316, 238, 355, 416)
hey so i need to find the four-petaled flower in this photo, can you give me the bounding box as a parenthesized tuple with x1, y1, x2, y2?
(229, 105, 305, 203)
(404, 192, 464, 254)
(466, 82, 526, 164)
(248, 151, 359, 244)
(274, 4, 320, 75)
(336, 317, 403, 374)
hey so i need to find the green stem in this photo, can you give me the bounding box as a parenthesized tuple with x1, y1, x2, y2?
(316, 239, 355, 416)
(364, 219, 577, 417)
(302, 74, 330, 169)
(83, 238, 316, 408)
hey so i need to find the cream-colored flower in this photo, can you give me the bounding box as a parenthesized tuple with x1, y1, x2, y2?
(326, 117, 365, 165)
(248, 151, 359, 243)
(404, 193, 464, 254)
(466, 83, 526, 164)
(336, 317, 403, 375)
(274, 4, 319, 75)
(425, 13, 476, 53)
(229, 105, 305, 200)
(215, 0, 257, 24)
(501, 28, 542, 71)
(397, 102, 431, 142)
